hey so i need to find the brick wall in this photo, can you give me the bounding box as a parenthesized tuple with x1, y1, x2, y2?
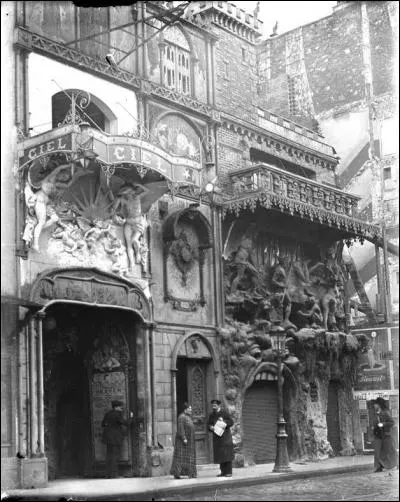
(368, 2, 395, 96)
(214, 27, 258, 123)
(258, 1, 394, 118)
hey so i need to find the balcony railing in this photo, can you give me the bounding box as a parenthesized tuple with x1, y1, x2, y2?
(222, 163, 382, 242)
(226, 163, 360, 218)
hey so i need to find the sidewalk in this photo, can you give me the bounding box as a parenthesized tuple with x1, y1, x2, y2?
(2, 455, 374, 501)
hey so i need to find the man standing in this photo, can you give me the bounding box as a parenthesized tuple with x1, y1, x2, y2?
(208, 399, 234, 477)
(101, 400, 130, 478)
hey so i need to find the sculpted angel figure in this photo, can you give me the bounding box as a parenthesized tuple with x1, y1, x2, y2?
(110, 182, 150, 269)
(23, 163, 86, 252)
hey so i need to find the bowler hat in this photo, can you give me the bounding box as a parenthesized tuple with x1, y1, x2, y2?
(111, 400, 123, 408)
(375, 397, 388, 409)
(211, 399, 221, 405)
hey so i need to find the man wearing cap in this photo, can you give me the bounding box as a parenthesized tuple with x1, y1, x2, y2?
(208, 399, 234, 477)
(101, 400, 130, 478)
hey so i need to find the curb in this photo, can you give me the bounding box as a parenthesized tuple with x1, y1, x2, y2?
(121, 463, 373, 501)
(2, 463, 373, 501)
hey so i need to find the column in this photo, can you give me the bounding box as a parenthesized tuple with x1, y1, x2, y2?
(150, 324, 157, 447)
(36, 312, 45, 457)
(171, 369, 177, 439)
(143, 323, 153, 448)
(17, 312, 28, 457)
(209, 39, 217, 107)
(29, 316, 38, 457)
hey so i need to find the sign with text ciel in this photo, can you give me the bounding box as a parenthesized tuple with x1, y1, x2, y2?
(91, 133, 201, 186)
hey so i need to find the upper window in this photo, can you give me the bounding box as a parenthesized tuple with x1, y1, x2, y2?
(161, 26, 192, 96)
(163, 42, 191, 95)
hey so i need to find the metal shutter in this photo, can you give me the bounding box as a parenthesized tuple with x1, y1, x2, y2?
(243, 381, 278, 464)
(327, 381, 341, 454)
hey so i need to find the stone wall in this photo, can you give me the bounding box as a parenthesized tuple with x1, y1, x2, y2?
(214, 25, 258, 124)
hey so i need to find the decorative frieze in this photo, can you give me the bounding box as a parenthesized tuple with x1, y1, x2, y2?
(146, 81, 213, 117)
(14, 27, 216, 121)
(15, 27, 141, 90)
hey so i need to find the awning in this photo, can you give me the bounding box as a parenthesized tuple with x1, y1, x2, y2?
(17, 124, 202, 188)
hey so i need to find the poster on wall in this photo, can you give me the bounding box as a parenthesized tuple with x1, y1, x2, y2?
(91, 371, 130, 462)
(353, 328, 391, 391)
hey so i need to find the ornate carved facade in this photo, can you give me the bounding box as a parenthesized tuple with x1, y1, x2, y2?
(2, 0, 394, 492)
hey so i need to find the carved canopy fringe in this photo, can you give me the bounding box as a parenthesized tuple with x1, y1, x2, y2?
(222, 193, 381, 243)
(163, 207, 213, 248)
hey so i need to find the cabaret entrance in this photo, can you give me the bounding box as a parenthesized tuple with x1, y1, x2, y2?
(43, 303, 140, 479)
(21, 268, 154, 483)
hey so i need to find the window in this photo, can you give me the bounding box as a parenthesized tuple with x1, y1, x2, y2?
(310, 382, 318, 402)
(224, 61, 229, 79)
(383, 167, 391, 180)
(162, 43, 191, 95)
(242, 47, 246, 62)
(287, 75, 299, 115)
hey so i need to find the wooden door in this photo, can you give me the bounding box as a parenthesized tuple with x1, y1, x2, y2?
(187, 361, 210, 464)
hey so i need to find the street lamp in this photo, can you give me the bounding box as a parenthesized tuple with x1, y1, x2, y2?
(270, 321, 292, 473)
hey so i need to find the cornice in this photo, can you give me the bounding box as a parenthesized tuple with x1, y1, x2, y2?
(220, 113, 338, 171)
(185, 1, 263, 44)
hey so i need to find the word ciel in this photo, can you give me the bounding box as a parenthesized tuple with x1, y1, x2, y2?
(27, 137, 69, 160)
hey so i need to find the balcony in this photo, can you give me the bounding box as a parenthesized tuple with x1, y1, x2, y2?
(222, 163, 381, 242)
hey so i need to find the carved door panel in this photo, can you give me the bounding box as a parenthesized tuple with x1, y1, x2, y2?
(187, 361, 210, 464)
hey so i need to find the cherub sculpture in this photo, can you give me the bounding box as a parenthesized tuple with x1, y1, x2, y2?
(23, 163, 86, 252)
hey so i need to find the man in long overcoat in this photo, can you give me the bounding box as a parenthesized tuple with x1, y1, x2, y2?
(373, 397, 399, 472)
(208, 399, 234, 477)
(101, 400, 130, 478)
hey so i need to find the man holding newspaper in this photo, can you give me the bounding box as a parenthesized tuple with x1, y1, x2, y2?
(208, 399, 235, 477)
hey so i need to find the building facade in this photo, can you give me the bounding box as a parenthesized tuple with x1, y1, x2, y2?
(1, 0, 396, 490)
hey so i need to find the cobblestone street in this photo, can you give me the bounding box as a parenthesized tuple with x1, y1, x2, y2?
(161, 470, 399, 501)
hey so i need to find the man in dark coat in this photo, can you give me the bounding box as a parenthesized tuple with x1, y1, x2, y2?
(373, 397, 399, 472)
(101, 400, 130, 478)
(208, 399, 234, 477)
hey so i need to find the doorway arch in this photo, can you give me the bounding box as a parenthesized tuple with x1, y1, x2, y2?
(171, 332, 220, 464)
(21, 268, 154, 480)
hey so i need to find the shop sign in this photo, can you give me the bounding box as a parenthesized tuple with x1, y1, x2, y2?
(353, 390, 397, 400)
(92, 135, 201, 186)
(352, 328, 391, 391)
(20, 133, 73, 166)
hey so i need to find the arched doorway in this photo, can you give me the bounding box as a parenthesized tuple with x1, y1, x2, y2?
(243, 374, 278, 464)
(172, 333, 220, 464)
(23, 267, 153, 481)
(43, 303, 141, 479)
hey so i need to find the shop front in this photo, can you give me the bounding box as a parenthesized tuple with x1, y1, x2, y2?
(352, 326, 399, 452)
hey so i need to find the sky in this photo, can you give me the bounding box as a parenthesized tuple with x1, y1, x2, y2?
(234, 1, 337, 38)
